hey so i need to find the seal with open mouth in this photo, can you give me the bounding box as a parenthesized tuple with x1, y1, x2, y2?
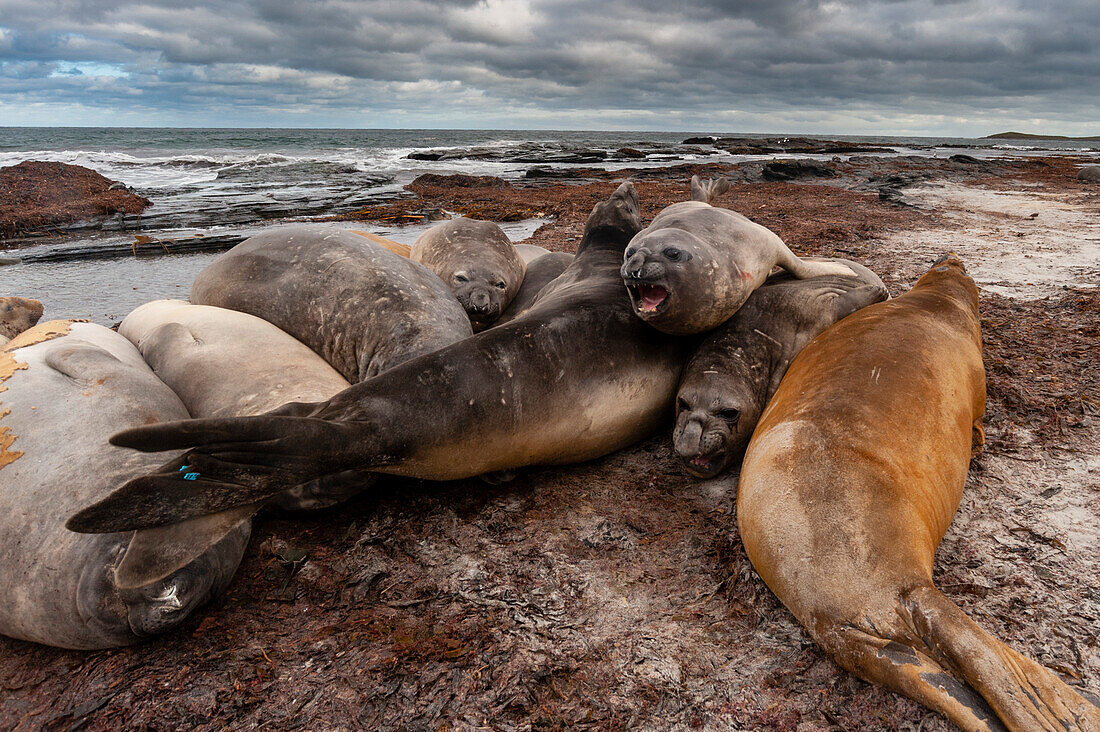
(674, 258, 887, 478)
(621, 176, 859, 335)
(67, 183, 693, 565)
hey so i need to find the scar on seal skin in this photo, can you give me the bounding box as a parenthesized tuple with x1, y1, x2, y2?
(738, 254, 1100, 731)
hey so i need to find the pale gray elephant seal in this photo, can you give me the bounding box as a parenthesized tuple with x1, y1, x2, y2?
(0, 296, 44, 345)
(514, 243, 552, 263)
(0, 321, 248, 649)
(69, 183, 695, 546)
(1078, 164, 1100, 183)
(410, 218, 527, 330)
(621, 176, 859, 335)
(191, 226, 472, 382)
(495, 251, 574, 325)
(674, 259, 887, 478)
(738, 255, 1100, 730)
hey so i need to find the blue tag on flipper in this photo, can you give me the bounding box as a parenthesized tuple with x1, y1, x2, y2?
(182, 472, 200, 481)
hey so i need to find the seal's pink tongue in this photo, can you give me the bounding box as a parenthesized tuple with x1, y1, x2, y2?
(639, 284, 668, 312)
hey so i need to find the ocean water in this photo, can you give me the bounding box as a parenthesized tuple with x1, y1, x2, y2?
(1, 127, 1097, 324)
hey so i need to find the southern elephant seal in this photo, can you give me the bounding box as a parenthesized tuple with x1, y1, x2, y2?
(737, 255, 1100, 731)
(495, 251, 574, 325)
(514, 243, 552, 263)
(1078, 165, 1100, 183)
(0, 321, 248, 649)
(410, 218, 526, 330)
(621, 176, 858, 335)
(119, 299, 364, 513)
(69, 183, 694, 549)
(190, 226, 472, 382)
(0, 296, 44, 344)
(674, 258, 887, 478)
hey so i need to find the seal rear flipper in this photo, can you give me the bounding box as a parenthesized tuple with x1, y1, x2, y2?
(821, 623, 1007, 732)
(775, 245, 863, 280)
(68, 415, 363, 533)
(115, 504, 259, 590)
(689, 175, 731, 204)
(901, 585, 1100, 731)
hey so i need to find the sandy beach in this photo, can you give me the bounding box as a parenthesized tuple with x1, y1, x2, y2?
(1, 154, 1097, 730)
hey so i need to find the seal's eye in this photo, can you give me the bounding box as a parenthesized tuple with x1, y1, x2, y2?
(677, 398, 690, 413)
(624, 247, 637, 258)
(717, 408, 741, 424)
(663, 248, 683, 262)
(495, 281, 507, 290)
(454, 274, 469, 283)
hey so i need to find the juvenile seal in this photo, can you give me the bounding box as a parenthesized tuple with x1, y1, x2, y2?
(621, 176, 858, 335)
(191, 226, 472, 382)
(410, 218, 527, 330)
(674, 259, 887, 478)
(0, 296, 44, 344)
(737, 255, 1100, 731)
(495, 251, 574, 325)
(0, 321, 248, 649)
(69, 183, 693, 546)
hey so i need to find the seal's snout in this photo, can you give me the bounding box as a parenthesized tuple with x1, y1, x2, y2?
(673, 408, 730, 479)
(469, 288, 492, 314)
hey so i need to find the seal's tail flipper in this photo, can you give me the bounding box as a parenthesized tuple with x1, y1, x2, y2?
(66, 415, 359, 534)
(900, 585, 1100, 731)
(820, 623, 1007, 732)
(690, 175, 731, 204)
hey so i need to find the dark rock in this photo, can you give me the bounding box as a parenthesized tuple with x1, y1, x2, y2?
(616, 147, 647, 159)
(406, 151, 444, 161)
(949, 154, 983, 164)
(524, 167, 588, 180)
(682, 136, 718, 145)
(761, 160, 838, 181)
(410, 174, 511, 189)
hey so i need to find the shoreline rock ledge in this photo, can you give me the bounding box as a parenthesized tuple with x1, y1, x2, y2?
(0, 161, 151, 241)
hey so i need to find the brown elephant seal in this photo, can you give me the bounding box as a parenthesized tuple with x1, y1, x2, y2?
(68, 183, 694, 549)
(0, 296, 44, 344)
(674, 258, 887, 478)
(495, 251, 574, 325)
(191, 226, 472, 382)
(1078, 165, 1100, 183)
(410, 218, 527, 330)
(0, 321, 248, 649)
(621, 176, 859, 335)
(737, 255, 1100, 731)
(350, 230, 412, 257)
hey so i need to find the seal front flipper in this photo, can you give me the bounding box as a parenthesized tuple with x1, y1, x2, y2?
(115, 504, 258, 590)
(832, 283, 890, 320)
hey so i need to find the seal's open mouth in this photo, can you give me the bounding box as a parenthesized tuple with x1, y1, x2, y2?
(685, 451, 726, 478)
(625, 281, 670, 315)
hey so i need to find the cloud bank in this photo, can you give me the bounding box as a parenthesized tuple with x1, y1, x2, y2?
(0, 0, 1097, 134)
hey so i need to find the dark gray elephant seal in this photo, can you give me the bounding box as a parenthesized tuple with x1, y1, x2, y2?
(0, 296, 44, 345)
(495, 251, 574, 325)
(410, 218, 527, 330)
(0, 321, 248, 649)
(1079, 165, 1100, 183)
(69, 183, 695, 550)
(621, 176, 859, 335)
(191, 226, 472, 382)
(674, 259, 887, 478)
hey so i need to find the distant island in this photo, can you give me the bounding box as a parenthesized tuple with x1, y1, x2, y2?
(984, 131, 1100, 141)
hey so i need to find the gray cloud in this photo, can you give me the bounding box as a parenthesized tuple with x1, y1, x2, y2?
(0, 0, 1097, 133)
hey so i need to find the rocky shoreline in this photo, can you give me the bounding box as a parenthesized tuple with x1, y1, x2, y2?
(1, 150, 1098, 731)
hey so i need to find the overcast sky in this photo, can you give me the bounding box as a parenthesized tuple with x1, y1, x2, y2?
(0, 0, 1097, 135)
